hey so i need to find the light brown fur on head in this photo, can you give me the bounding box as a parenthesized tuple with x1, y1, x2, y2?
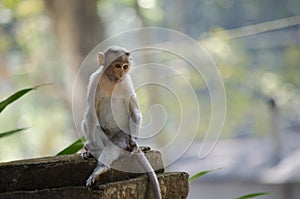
(104, 55, 131, 83)
(98, 46, 132, 83)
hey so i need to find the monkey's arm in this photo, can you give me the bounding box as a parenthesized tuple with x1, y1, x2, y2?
(82, 68, 103, 149)
(129, 95, 142, 146)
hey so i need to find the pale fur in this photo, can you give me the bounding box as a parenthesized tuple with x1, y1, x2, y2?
(81, 46, 161, 199)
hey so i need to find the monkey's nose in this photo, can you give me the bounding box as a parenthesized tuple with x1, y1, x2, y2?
(115, 74, 123, 80)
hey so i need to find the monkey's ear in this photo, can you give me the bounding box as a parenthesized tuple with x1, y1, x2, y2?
(98, 52, 105, 65)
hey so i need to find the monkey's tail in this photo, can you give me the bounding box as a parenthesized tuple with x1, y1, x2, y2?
(135, 148, 162, 199)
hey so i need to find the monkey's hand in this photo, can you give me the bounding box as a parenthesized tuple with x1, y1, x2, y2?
(127, 137, 139, 154)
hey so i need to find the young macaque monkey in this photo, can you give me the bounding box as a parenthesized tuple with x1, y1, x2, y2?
(81, 46, 162, 199)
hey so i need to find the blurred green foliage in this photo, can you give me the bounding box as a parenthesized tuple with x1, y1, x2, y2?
(0, 86, 40, 140)
(234, 192, 270, 199)
(0, 0, 71, 162)
(189, 168, 270, 199)
(189, 168, 221, 183)
(56, 136, 86, 156)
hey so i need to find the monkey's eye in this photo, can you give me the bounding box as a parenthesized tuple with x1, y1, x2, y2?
(123, 65, 128, 69)
(115, 64, 121, 68)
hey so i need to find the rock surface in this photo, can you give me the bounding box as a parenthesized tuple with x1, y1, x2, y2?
(0, 172, 189, 199)
(0, 148, 189, 198)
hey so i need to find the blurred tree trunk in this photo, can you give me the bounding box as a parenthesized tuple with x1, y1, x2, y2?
(44, 0, 104, 67)
(134, 3, 165, 147)
(44, 0, 105, 133)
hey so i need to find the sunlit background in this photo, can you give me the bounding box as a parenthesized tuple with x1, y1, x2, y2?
(0, 0, 300, 198)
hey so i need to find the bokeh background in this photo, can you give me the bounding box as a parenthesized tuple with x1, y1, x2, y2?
(0, 0, 300, 198)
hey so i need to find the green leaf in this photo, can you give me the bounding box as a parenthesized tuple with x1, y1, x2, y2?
(189, 168, 221, 183)
(0, 84, 52, 114)
(0, 128, 28, 139)
(0, 86, 38, 114)
(235, 192, 270, 199)
(56, 137, 86, 156)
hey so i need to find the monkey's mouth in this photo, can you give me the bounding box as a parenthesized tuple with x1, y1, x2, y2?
(113, 76, 123, 82)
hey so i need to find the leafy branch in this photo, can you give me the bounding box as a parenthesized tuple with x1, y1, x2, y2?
(0, 85, 49, 139)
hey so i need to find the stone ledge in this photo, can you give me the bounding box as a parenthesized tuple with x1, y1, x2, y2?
(0, 172, 189, 199)
(0, 148, 164, 193)
(0, 148, 189, 198)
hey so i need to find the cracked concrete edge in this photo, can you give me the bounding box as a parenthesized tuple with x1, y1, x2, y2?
(0, 149, 164, 193)
(0, 172, 189, 199)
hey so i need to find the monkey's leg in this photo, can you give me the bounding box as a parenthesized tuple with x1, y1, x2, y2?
(82, 142, 101, 160)
(86, 143, 122, 188)
(82, 125, 105, 160)
(86, 162, 109, 188)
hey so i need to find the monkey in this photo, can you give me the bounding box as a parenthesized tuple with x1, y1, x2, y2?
(81, 46, 162, 199)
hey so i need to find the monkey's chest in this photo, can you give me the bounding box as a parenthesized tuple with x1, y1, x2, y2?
(96, 97, 130, 134)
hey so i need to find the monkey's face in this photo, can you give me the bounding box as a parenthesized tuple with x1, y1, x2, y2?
(105, 55, 131, 83)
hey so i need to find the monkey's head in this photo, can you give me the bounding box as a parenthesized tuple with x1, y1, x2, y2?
(98, 46, 132, 83)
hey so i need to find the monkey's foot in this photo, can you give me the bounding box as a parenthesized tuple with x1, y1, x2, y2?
(81, 151, 92, 160)
(86, 175, 96, 189)
(86, 165, 109, 190)
(81, 145, 93, 160)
